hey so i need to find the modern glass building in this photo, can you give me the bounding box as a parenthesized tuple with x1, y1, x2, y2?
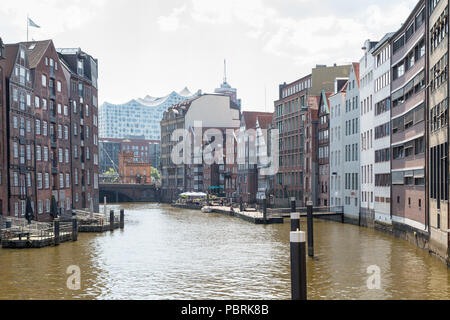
(99, 88, 201, 140)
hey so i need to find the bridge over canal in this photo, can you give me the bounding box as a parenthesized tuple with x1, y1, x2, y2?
(99, 183, 161, 203)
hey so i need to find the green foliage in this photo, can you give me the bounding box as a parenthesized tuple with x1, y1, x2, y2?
(151, 167, 160, 181)
(104, 168, 119, 182)
(104, 168, 118, 176)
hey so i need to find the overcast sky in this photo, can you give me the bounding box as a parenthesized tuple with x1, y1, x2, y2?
(1, 0, 418, 112)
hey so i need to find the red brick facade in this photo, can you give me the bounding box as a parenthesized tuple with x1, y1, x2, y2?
(0, 40, 7, 216)
(58, 48, 99, 212)
(4, 43, 37, 219)
(119, 151, 152, 184)
(0, 40, 99, 220)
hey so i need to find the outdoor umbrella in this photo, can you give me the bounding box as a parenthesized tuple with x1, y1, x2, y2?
(50, 196, 58, 219)
(24, 197, 34, 224)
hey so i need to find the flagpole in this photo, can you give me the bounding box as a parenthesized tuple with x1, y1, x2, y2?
(27, 14, 29, 41)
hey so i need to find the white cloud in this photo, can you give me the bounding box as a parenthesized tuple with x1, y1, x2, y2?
(188, 0, 418, 67)
(157, 5, 187, 32)
(0, 0, 106, 41)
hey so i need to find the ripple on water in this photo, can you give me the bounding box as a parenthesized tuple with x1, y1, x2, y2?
(0, 204, 449, 299)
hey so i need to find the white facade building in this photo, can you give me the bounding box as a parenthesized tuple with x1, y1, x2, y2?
(359, 40, 378, 223)
(372, 33, 395, 224)
(329, 79, 348, 208)
(343, 63, 361, 221)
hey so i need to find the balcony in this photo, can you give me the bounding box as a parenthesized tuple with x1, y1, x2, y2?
(49, 66, 55, 79)
(50, 114, 57, 124)
(50, 136, 57, 149)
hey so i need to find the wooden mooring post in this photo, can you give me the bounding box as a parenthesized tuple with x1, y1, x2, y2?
(290, 230, 307, 300)
(120, 209, 125, 229)
(306, 201, 314, 257)
(262, 197, 267, 222)
(239, 196, 243, 212)
(72, 216, 78, 241)
(54, 218, 60, 246)
(104, 196, 107, 219)
(110, 210, 115, 232)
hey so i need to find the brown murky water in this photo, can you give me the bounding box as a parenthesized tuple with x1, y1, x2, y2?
(0, 203, 449, 300)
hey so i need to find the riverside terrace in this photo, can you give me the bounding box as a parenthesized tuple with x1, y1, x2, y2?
(172, 202, 344, 225)
(0, 210, 125, 249)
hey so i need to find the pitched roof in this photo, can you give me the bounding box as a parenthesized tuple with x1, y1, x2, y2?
(242, 111, 273, 129)
(352, 62, 360, 89)
(4, 44, 19, 78)
(22, 40, 52, 69)
(256, 114, 273, 129)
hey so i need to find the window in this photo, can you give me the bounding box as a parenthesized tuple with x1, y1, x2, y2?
(393, 35, 405, 54)
(36, 146, 41, 161)
(37, 173, 43, 189)
(392, 171, 404, 185)
(44, 173, 49, 189)
(41, 74, 47, 87)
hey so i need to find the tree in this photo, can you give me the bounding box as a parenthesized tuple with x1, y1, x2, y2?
(104, 167, 119, 182)
(151, 167, 160, 182)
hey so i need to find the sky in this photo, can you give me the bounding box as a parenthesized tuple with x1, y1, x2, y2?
(0, 0, 419, 112)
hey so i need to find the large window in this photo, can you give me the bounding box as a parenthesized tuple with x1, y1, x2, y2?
(431, 98, 448, 132)
(393, 35, 405, 55)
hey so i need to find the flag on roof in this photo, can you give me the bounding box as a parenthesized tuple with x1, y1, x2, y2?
(28, 17, 40, 28)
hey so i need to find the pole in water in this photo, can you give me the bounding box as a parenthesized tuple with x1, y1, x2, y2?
(291, 212, 300, 232)
(290, 197, 299, 231)
(120, 209, 125, 229)
(306, 201, 314, 257)
(72, 216, 78, 241)
(54, 218, 60, 246)
(290, 230, 307, 300)
(104, 196, 107, 219)
(262, 197, 267, 222)
(110, 210, 115, 232)
(290, 197, 296, 213)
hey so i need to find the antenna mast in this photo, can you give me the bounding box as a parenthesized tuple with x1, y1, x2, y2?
(224, 59, 227, 83)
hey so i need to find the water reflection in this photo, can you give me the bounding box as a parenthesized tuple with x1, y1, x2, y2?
(0, 203, 448, 300)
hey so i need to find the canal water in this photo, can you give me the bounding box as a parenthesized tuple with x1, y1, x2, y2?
(0, 203, 449, 300)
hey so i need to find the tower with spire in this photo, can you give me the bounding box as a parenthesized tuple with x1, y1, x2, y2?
(215, 59, 241, 109)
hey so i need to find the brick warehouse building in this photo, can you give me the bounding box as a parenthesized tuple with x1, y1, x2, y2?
(24, 40, 73, 221)
(4, 42, 36, 218)
(0, 39, 99, 220)
(428, 0, 449, 263)
(0, 38, 7, 216)
(58, 48, 99, 212)
(390, 2, 427, 235)
(118, 151, 152, 184)
(273, 64, 351, 207)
